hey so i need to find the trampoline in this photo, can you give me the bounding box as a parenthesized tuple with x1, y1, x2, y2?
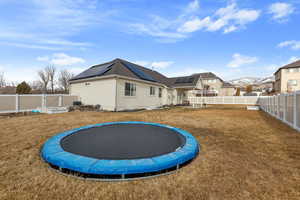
(41, 121, 199, 180)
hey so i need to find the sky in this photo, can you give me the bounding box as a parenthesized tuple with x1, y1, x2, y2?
(0, 0, 299, 83)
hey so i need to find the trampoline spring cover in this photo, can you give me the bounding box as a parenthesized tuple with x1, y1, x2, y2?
(41, 121, 199, 175)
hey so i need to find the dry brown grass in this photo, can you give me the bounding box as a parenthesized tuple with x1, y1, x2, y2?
(1, 106, 300, 200)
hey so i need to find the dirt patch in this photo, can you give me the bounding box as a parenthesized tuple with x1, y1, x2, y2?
(1, 106, 300, 200)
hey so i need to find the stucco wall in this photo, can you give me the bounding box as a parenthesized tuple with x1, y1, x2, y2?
(115, 78, 165, 111)
(202, 79, 223, 94)
(280, 69, 300, 93)
(219, 88, 236, 96)
(70, 79, 116, 111)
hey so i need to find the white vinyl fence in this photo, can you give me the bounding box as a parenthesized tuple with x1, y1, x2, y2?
(188, 94, 300, 132)
(0, 94, 78, 114)
(258, 92, 300, 131)
(188, 96, 260, 106)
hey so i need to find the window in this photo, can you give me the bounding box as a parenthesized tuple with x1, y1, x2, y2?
(125, 82, 136, 96)
(159, 88, 162, 98)
(207, 79, 216, 83)
(150, 86, 156, 96)
(288, 80, 297, 86)
(287, 68, 298, 73)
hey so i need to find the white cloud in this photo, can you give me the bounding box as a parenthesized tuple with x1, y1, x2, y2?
(265, 64, 278, 71)
(0, 0, 113, 50)
(227, 53, 258, 68)
(177, 3, 260, 34)
(134, 60, 174, 69)
(185, 0, 200, 14)
(177, 17, 211, 33)
(224, 25, 238, 33)
(0, 65, 41, 83)
(278, 40, 300, 50)
(40, 39, 92, 47)
(37, 53, 85, 66)
(264, 56, 300, 71)
(131, 2, 260, 41)
(289, 56, 300, 63)
(130, 23, 186, 40)
(151, 61, 174, 69)
(0, 42, 64, 50)
(268, 2, 294, 22)
(0, 65, 4, 72)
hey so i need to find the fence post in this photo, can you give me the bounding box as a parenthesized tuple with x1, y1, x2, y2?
(293, 93, 297, 129)
(283, 95, 286, 122)
(59, 95, 63, 107)
(41, 94, 46, 112)
(15, 94, 19, 112)
(277, 95, 280, 118)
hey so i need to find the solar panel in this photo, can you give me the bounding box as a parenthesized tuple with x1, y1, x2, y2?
(72, 63, 113, 80)
(122, 61, 156, 82)
(175, 77, 195, 84)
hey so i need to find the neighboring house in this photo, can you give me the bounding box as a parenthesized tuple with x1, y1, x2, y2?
(219, 82, 236, 96)
(274, 60, 300, 93)
(69, 58, 235, 111)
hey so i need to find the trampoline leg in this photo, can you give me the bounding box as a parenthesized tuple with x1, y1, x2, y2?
(176, 164, 179, 171)
(121, 174, 125, 179)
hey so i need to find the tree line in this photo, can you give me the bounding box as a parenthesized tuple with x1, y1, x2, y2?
(0, 66, 75, 94)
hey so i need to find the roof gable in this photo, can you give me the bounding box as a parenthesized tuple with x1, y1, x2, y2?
(275, 59, 300, 74)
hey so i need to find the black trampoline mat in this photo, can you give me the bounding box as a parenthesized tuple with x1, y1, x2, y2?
(61, 124, 186, 160)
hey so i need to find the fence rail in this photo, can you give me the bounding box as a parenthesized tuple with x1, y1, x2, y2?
(188, 94, 300, 132)
(258, 92, 300, 131)
(188, 96, 260, 105)
(0, 94, 78, 114)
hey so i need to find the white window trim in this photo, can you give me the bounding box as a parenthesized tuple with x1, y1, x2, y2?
(150, 86, 156, 96)
(124, 82, 136, 97)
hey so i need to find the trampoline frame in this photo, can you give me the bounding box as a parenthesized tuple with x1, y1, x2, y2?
(41, 121, 199, 179)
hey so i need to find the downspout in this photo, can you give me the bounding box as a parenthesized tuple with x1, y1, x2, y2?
(114, 77, 118, 112)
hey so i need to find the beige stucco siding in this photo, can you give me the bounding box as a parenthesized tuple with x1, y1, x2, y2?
(70, 79, 116, 111)
(275, 68, 300, 93)
(115, 78, 165, 111)
(219, 88, 236, 96)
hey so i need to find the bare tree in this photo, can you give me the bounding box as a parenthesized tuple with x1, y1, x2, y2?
(29, 80, 43, 93)
(38, 69, 50, 94)
(59, 70, 74, 93)
(0, 72, 6, 87)
(45, 65, 56, 94)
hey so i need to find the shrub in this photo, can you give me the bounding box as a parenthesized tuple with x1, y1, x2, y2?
(16, 81, 32, 94)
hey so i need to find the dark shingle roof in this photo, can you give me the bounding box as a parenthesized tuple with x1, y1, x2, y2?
(222, 82, 235, 88)
(70, 58, 223, 88)
(168, 74, 201, 87)
(274, 60, 300, 74)
(70, 58, 172, 86)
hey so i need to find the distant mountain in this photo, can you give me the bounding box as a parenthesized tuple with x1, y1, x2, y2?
(228, 76, 274, 87)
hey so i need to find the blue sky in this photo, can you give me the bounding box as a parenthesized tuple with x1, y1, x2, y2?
(0, 0, 299, 82)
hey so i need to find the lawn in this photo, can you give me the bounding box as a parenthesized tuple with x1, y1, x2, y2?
(1, 106, 300, 200)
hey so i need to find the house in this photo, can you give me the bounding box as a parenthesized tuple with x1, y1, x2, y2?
(274, 59, 300, 93)
(69, 58, 236, 111)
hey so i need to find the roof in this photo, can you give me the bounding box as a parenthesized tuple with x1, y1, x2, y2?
(222, 82, 235, 88)
(168, 74, 201, 88)
(70, 58, 172, 86)
(70, 58, 223, 88)
(274, 59, 300, 75)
